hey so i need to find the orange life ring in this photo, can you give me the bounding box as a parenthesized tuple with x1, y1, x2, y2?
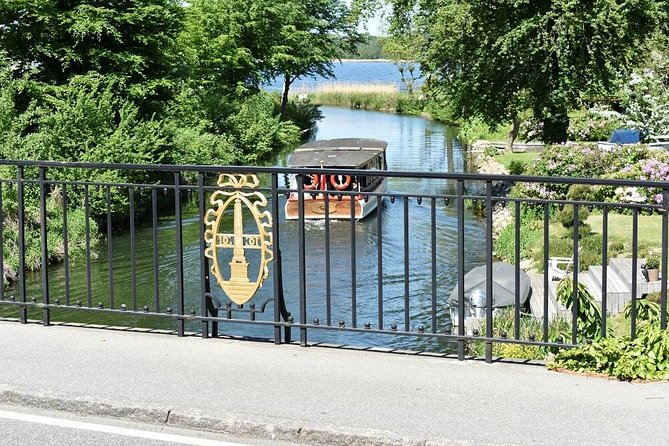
(303, 174, 319, 190)
(330, 174, 352, 191)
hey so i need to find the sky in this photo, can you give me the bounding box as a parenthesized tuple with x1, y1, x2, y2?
(346, 0, 389, 36)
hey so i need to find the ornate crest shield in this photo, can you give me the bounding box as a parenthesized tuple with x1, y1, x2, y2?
(204, 174, 273, 305)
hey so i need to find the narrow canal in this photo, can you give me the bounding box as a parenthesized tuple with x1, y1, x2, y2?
(10, 106, 487, 352)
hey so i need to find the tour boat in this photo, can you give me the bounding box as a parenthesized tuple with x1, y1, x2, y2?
(284, 138, 388, 220)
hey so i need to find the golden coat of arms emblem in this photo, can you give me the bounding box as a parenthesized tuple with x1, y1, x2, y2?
(204, 174, 273, 305)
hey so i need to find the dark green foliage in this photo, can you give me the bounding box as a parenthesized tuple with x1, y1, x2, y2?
(222, 92, 301, 164)
(494, 209, 543, 262)
(0, 0, 329, 284)
(467, 308, 570, 360)
(279, 97, 323, 137)
(624, 299, 661, 325)
(507, 160, 526, 175)
(556, 278, 603, 341)
(340, 34, 389, 59)
(557, 205, 590, 230)
(0, 0, 184, 118)
(551, 324, 669, 381)
(395, 95, 423, 115)
(392, 0, 663, 143)
(552, 280, 669, 381)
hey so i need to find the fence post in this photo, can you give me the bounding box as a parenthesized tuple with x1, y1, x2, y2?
(39, 167, 50, 326)
(175, 172, 185, 337)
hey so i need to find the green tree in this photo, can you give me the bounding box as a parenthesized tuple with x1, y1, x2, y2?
(0, 0, 184, 118)
(268, 0, 361, 117)
(387, 0, 664, 144)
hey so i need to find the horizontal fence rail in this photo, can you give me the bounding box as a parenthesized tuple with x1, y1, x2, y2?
(0, 160, 666, 362)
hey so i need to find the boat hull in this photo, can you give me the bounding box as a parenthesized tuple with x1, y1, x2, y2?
(284, 179, 386, 220)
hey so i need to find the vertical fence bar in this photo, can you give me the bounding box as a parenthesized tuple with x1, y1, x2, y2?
(377, 192, 384, 330)
(601, 206, 609, 336)
(0, 182, 3, 302)
(152, 187, 159, 312)
(17, 167, 27, 323)
(514, 200, 521, 340)
(513, 201, 520, 339)
(297, 175, 307, 345)
(39, 168, 50, 325)
(662, 189, 668, 330)
(431, 197, 437, 334)
(106, 186, 114, 309)
(403, 196, 410, 332)
(457, 180, 465, 360)
(350, 192, 357, 328)
(62, 183, 70, 306)
(198, 172, 210, 338)
(84, 185, 92, 308)
(129, 187, 137, 311)
(271, 173, 282, 344)
(631, 207, 638, 339)
(174, 172, 185, 336)
(543, 203, 549, 342)
(571, 204, 580, 345)
(485, 182, 493, 363)
(324, 192, 331, 326)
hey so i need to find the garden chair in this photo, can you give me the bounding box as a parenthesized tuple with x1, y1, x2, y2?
(548, 248, 581, 281)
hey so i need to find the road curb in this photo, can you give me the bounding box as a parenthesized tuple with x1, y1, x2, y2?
(0, 388, 449, 446)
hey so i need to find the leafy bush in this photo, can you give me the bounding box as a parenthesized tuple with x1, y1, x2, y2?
(483, 146, 499, 157)
(567, 108, 621, 141)
(556, 278, 603, 341)
(550, 323, 669, 380)
(494, 211, 543, 262)
(508, 160, 526, 175)
(467, 308, 571, 360)
(557, 205, 590, 229)
(222, 92, 301, 164)
(623, 299, 661, 324)
(279, 97, 323, 136)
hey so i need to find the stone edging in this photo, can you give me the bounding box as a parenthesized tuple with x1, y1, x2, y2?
(0, 388, 462, 446)
(472, 152, 512, 240)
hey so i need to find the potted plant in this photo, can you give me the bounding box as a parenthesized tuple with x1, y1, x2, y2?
(645, 255, 661, 282)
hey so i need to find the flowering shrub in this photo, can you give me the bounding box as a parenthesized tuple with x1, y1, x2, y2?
(518, 118, 543, 141)
(614, 186, 647, 203)
(567, 108, 622, 141)
(514, 144, 669, 205)
(623, 67, 669, 140)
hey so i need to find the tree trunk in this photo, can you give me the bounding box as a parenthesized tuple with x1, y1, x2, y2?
(506, 117, 520, 152)
(280, 75, 291, 119)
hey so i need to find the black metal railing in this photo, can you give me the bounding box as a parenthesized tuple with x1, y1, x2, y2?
(0, 159, 667, 363)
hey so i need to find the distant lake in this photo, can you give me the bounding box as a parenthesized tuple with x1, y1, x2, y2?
(264, 60, 423, 93)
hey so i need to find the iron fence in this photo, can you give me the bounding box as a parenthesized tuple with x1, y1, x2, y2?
(0, 159, 667, 363)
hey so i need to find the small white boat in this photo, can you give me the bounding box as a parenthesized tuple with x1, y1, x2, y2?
(284, 138, 388, 220)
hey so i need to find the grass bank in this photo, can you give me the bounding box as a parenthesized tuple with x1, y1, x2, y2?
(493, 152, 539, 169)
(291, 82, 430, 117)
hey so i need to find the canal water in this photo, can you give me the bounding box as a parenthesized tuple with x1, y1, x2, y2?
(8, 106, 486, 352)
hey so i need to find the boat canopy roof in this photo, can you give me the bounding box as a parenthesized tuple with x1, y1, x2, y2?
(288, 138, 387, 168)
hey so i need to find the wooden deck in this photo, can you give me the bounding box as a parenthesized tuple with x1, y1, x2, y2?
(528, 257, 665, 320)
(285, 198, 361, 219)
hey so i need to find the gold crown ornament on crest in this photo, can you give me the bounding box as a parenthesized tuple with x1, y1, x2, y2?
(204, 174, 273, 305)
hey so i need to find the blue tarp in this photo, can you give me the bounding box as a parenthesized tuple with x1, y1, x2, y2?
(608, 129, 640, 144)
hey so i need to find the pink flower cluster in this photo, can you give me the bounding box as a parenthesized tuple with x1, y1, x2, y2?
(641, 159, 669, 182)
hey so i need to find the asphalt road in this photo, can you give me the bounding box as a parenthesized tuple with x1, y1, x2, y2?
(2, 322, 669, 445)
(0, 405, 300, 446)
